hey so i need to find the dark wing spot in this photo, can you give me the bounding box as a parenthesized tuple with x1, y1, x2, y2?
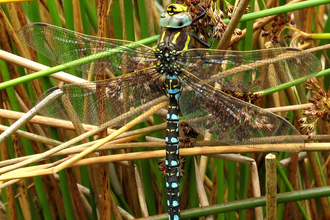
(286, 48, 301, 52)
(34, 23, 48, 26)
(45, 86, 60, 93)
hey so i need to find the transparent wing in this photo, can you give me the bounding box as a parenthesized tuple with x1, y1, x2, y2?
(18, 23, 157, 76)
(177, 48, 322, 92)
(179, 69, 303, 146)
(36, 69, 167, 126)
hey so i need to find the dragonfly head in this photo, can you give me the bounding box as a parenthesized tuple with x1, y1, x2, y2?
(160, 4, 192, 29)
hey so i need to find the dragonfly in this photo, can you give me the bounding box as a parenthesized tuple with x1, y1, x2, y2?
(18, 3, 321, 220)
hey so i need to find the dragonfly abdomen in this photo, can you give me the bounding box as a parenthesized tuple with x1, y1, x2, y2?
(165, 73, 182, 220)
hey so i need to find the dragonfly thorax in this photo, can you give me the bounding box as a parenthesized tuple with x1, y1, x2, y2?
(155, 42, 181, 75)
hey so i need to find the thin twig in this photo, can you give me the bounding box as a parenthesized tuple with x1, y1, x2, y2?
(0, 89, 63, 144)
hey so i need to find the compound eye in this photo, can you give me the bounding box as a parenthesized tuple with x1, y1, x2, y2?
(168, 12, 192, 28)
(160, 11, 171, 27)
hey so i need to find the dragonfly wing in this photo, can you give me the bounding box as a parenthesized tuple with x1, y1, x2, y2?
(36, 70, 166, 126)
(18, 23, 157, 76)
(177, 48, 321, 92)
(179, 69, 303, 147)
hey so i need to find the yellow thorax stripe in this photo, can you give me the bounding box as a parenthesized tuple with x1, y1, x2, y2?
(184, 35, 190, 50)
(172, 32, 181, 44)
(160, 31, 166, 43)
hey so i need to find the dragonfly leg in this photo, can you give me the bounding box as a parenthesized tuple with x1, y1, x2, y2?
(190, 4, 217, 48)
(192, 4, 207, 23)
(190, 21, 216, 48)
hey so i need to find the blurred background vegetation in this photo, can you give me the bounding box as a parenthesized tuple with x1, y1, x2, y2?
(0, 0, 330, 220)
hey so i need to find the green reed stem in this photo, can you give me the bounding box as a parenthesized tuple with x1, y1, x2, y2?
(45, 0, 62, 27)
(260, 68, 330, 97)
(147, 186, 330, 220)
(222, 0, 330, 24)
